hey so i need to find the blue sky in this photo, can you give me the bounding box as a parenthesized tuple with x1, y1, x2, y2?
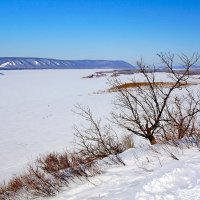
(0, 0, 200, 64)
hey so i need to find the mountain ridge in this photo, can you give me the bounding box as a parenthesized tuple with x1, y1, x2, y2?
(0, 57, 134, 70)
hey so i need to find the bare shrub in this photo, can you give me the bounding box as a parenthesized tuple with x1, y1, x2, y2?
(37, 152, 71, 173)
(159, 91, 200, 147)
(0, 150, 102, 200)
(36, 150, 101, 188)
(36, 152, 71, 186)
(6, 177, 23, 194)
(73, 104, 126, 165)
(22, 165, 60, 198)
(0, 183, 9, 200)
(0, 176, 25, 200)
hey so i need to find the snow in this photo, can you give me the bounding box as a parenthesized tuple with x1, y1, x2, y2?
(47, 146, 200, 200)
(0, 69, 114, 181)
(0, 62, 10, 68)
(0, 69, 200, 199)
(34, 61, 40, 65)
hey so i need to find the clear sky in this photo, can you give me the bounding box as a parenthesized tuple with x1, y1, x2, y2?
(0, 0, 200, 64)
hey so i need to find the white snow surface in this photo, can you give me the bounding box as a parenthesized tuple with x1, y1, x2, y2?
(47, 146, 200, 200)
(1, 70, 200, 200)
(0, 62, 11, 68)
(0, 69, 116, 181)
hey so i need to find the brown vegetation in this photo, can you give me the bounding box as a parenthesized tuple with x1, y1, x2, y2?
(109, 81, 198, 92)
(0, 150, 103, 200)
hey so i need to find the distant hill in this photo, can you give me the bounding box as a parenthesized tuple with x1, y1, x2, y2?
(0, 57, 134, 70)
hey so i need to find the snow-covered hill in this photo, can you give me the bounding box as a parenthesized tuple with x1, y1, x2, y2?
(0, 57, 134, 70)
(47, 145, 200, 200)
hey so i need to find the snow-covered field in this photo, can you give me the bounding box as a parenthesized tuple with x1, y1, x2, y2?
(1, 69, 200, 200)
(0, 69, 115, 181)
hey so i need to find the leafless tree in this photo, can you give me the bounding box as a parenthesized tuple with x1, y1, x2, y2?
(111, 52, 200, 145)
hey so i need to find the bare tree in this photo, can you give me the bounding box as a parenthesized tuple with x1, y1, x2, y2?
(111, 52, 200, 145)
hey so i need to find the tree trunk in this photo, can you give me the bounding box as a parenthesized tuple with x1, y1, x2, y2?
(147, 135, 157, 145)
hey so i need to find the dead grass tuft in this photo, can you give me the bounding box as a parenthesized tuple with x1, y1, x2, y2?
(109, 81, 197, 92)
(121, 134, 134, 150)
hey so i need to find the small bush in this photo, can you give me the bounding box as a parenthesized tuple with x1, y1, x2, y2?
(21, 166, 59, 198)
(0, 149, 103, 200)
(37, 152, 70, 174)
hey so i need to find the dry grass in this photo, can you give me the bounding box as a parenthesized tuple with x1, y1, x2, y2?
(109, 81, 198, 92)
(0, 151, 101, 200)
(0, 130, 131, 200)
(121, 134, 134, 149)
